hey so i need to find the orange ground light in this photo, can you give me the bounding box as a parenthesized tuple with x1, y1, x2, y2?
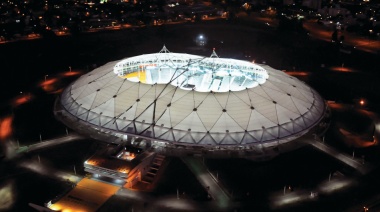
(48, 178, 120, 212)
(0, 116, 13, 140)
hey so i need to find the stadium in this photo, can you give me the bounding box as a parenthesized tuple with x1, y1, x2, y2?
(55, 46, 328, 160)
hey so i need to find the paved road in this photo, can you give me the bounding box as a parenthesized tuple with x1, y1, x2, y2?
(303, 20, 380, 54)
(181, 156, 230, 210)
(270, 177, 357, 209)
(19, 159, 82, 183)
(308, 139, 373, 175)
(19, 134, 84, 153)
(116, 186, 214, 211)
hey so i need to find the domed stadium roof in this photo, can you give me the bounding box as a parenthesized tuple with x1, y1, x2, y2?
(59, 46, 326, 147)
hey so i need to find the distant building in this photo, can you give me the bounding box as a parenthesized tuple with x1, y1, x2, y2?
(302, 0, 321, 10)
(318, 4, 350, 17)
(283, 0, 294, 5)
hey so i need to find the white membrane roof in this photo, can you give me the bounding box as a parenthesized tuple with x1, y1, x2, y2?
(60, 47, 326, 146)
(113, 46, 268, 92)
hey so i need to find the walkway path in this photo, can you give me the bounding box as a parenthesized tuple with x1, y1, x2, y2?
(17, 134, 84, 153)
(308, 139, 373, 175)
(181, 156, 230, 210)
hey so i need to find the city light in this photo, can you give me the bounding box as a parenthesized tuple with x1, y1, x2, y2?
(11, 93, 33, 107)
(0, 116, 13, 140)
(60, 71, 81, 77)
(39, 77, 59, 93)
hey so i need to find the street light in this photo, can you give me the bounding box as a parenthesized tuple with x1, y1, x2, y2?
(360, 99, 365, 106)
(44, 75, 48, 82)
(368, 29, 373, 46)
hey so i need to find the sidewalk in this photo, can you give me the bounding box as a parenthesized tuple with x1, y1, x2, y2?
(181, 156, 231, 210)
(17, 133, 84, 154)
(270, 177, 356, 210)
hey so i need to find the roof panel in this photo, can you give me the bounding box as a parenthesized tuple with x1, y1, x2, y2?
(220, 134, 239, 145)
(210, 112, 243, 133)
(242, 131, 259, 144)
(91, 98, 115, 118)
(175, 112, 207, 132)
(135, 103, 155, 124)
(198, 133, 217, 145)
(177, 132, 196, 144)
(291, 97, 310, 115)
(268, 79, 309, 103)
(247, 109, 277, 131)
(117, 79, 137, 94)
(155, 108, 172, 128)
(214, 92, 230, 109)
(231, 90, 251, 106)
(91, 81, 124, 110)
(135, 86, 155, 119)
(156, 128, 175, 141)
(114, 84, 140, 117)
(191, 132, 207, 143)
(76, 83, 99, 101)
(119, 103, 137, 121)
(170, 95, 194, 126)
(226, 96, 252, 129)
(71, 85, 87, 100)
(255, 102, 279, 125)
(196, 95, 224, 130)
(76, 92, 97, 111)
(116, 118, 132, 131)
(275, 104, 299, 125)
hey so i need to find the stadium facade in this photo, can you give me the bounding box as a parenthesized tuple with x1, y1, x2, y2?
(55, 46, 328, 160)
